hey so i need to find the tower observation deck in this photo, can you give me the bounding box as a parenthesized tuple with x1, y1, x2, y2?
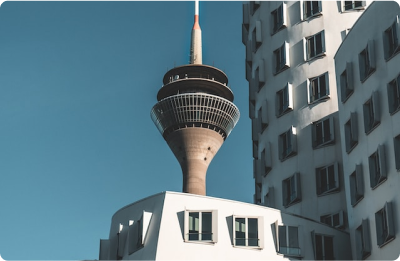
(150, 1, 240, 195)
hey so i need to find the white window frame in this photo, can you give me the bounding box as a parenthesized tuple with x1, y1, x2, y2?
(307, 72, 329, 104)
(383, 16, 400, 60)
(355, 219, 371, 260)
(340, 62, 354, 103)
(302, 1, 322, 20)
(368, 145, 387, 189)
(311, 232, 335, 260)
(271, 3, 287, 34)
(387, 74, 400, 115)
(312, 116, 335, 148)
(278, 225, 302, 256)
(275, 83, 293, 117)
(279, 126, 297, 161)
(375, 202, 395, 247)
(358, 40, 376, 82)
(315, 162, 339, 196)
(304, 30, 325, 61)
(184, 210, 218, 243)
(273, 41, 290, 74)
(350, 164, 364, 207)
(345, 112, 358, 153)
(363, 91, 380, 134)
(342, 1, 366, 11)
(233, 216, 264, 248)
(320, 211, 344, 228)
(282, 172, 301, 207)
(394, 134, 400, 171)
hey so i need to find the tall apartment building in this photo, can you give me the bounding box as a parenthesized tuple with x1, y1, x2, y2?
(335, 1, 400, 259)
(243, 1, 369, 224)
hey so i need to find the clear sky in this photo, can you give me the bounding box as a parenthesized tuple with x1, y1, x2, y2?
(0, 1, 252, 260)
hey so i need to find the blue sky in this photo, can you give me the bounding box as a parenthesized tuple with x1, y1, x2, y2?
(0, 1, 252, 259)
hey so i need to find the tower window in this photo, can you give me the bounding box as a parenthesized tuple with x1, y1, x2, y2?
(279, 126, 297, 161)
(368, 145, 387, 189)
(358, 40, 376, 82)
(303, 1, 322, 19)
(349, 164, 364, 207)
(345, 112, 358, 153)
(383, 17, 400, 60)
(355, 219, 371, 260)
(312, 116, 335, 148)
(363, 91, 380, 134)
(275, 83, 293, 117)
(375, 202, 395, 247)
(271, 3, 287, 34)
(273, 42, 290, 74)
(340, 62, 354, 103)
(315, 163, 339, 196)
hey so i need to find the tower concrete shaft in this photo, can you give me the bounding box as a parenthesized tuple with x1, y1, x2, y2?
(150, 2, 239, 196)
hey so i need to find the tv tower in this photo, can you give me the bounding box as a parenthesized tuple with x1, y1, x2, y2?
(151, 1, 240, 196)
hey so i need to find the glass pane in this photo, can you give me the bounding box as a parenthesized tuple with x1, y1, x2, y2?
(248, 218, 259, 246)
(288, 226, 299, 248)
(315, 235, 323, 260)
(201, 212, 212, 241)
(235, 218, 246, 246)
(324, 236, 335, 259)
(189, 212, 199, 240)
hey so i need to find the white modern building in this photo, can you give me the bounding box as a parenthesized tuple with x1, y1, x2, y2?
(334, 1, 400, 259)
(99, 191, 352, 260)
(243, 1, 370, 224)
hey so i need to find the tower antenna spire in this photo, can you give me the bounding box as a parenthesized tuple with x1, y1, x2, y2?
(190, 1, 202, 64)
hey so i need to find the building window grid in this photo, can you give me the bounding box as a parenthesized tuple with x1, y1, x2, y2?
(387, 74, 400, 114)
(363, 92, 380, 134)
(312, 117, 334, 148)
(368, 145, 387, 189)
(305, 31, 325, 60)
(278, 225, 301, 256)
(316, 163, 339, 196)
(308, 72, 329, 104)
(234, 217, 260, 247)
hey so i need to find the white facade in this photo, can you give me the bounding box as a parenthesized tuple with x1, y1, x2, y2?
(99, 191, 352, 260)
(243, 1, 369, 224)
(334, 1, 400, 259)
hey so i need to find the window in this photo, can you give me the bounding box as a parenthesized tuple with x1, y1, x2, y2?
(355, 219, 371, 260)
(264, 187, 275, 208)
(278, 226, 301, 256)
(279, 126, 297, 161)
(387, 74, 400, 114)
(273, 42, 290, 74)
(368, 145, 387, 189)
(252, 21, 262, 52)
(316, 163, 339, 196)
(345, 112, 358, 153)
(308, 72, 329, 103)
(312, 116, 334, 148)
(252, 118, 260, 142)
(340, 62, 354, 103)
(383, 17, 400, 59)
(258, 100, 268, 131)
(394, 134, 400, 171)
(304, 31, 325, 60)
(254, 60, 266, 91)
(249, 1, 260, 15)
(282, 172, 301, 207)
(184, 210, 217, 243)
(303, 1, 322, 19)
(311, 232, 335, 260)
(350, 164, 364, 206)
(260, 142, 272, 176)
(271, 3, 286, 34)
(363, 91, 380, 134)
(128, 211, 152, 255)
(320, 211, 344, 228)
(343, 1, 366, 11)
(375, 202, 395, 247)
(234, 216, 261, 247)
(275, 83, 293, 117)
(358, 40, 376, 82)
